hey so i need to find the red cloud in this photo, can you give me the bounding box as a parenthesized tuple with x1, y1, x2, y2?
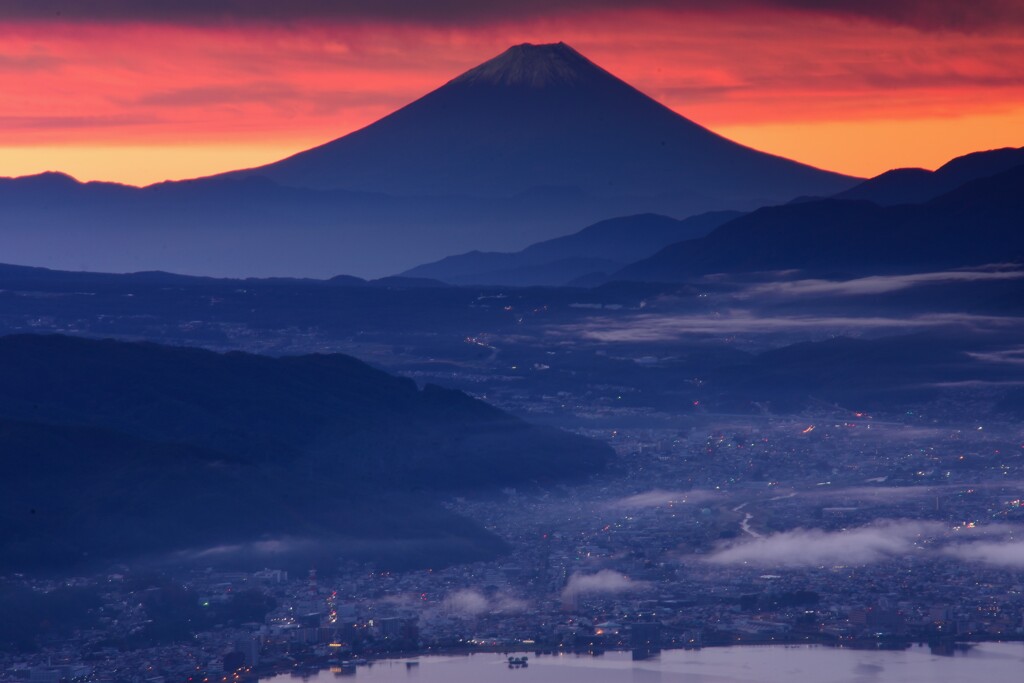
(0, 7, 1021, 183)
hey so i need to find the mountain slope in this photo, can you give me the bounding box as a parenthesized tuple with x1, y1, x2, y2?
(614, 163, 1024, 282)
(0, 334, 610, 570)
(226, 43, 855, 205)
(835, 146, 1024, 206)
(402, 211, 742, 285)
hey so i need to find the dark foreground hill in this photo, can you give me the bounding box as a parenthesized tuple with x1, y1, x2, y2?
(0, 335, 609, 571)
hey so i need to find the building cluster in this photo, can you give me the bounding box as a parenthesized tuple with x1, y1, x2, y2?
(4, 418, 1024, 683)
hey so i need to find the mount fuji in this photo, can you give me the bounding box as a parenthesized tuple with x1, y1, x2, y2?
(0, 43, 857, 278)
(223, 42, 854, 204)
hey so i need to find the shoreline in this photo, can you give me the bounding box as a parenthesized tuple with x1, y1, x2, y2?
(254, 636, 1023, 680)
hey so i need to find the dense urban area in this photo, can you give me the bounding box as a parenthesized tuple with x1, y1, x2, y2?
(5, 407, 1024, 683)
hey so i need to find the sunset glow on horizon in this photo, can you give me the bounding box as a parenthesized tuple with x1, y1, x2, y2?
(2, 2, 1023, 186)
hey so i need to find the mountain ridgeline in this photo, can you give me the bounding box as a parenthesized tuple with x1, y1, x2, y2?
(0, 335, 610, 571)
(613, 150, 1024, 282)
(402, 211, 743, 286)
(835, 146, 1024, 206)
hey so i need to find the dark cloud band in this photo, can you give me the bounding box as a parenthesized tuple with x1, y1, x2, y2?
(1, 0, 1021, 31)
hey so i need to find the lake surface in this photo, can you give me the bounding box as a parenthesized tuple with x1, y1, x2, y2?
(266, 643, 1024, 683)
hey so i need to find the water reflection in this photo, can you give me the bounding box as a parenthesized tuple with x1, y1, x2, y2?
(264, 643, 1024, 683)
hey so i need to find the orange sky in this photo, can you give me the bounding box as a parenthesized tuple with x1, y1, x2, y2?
(1, 5, 1023, 185)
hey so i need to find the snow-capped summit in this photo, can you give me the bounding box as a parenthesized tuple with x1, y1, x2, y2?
(450, 42, 612, 88)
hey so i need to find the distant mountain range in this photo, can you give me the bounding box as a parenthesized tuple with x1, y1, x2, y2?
(400, 146, 1024, 286)
(0, 42, 855, 279)
(835, 146, 1024, 206)
(0, 334, 609, 570)
(2, 145, 1017, 288)
(613, 149, 1024, 282)
(401, 211, 742, 286)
